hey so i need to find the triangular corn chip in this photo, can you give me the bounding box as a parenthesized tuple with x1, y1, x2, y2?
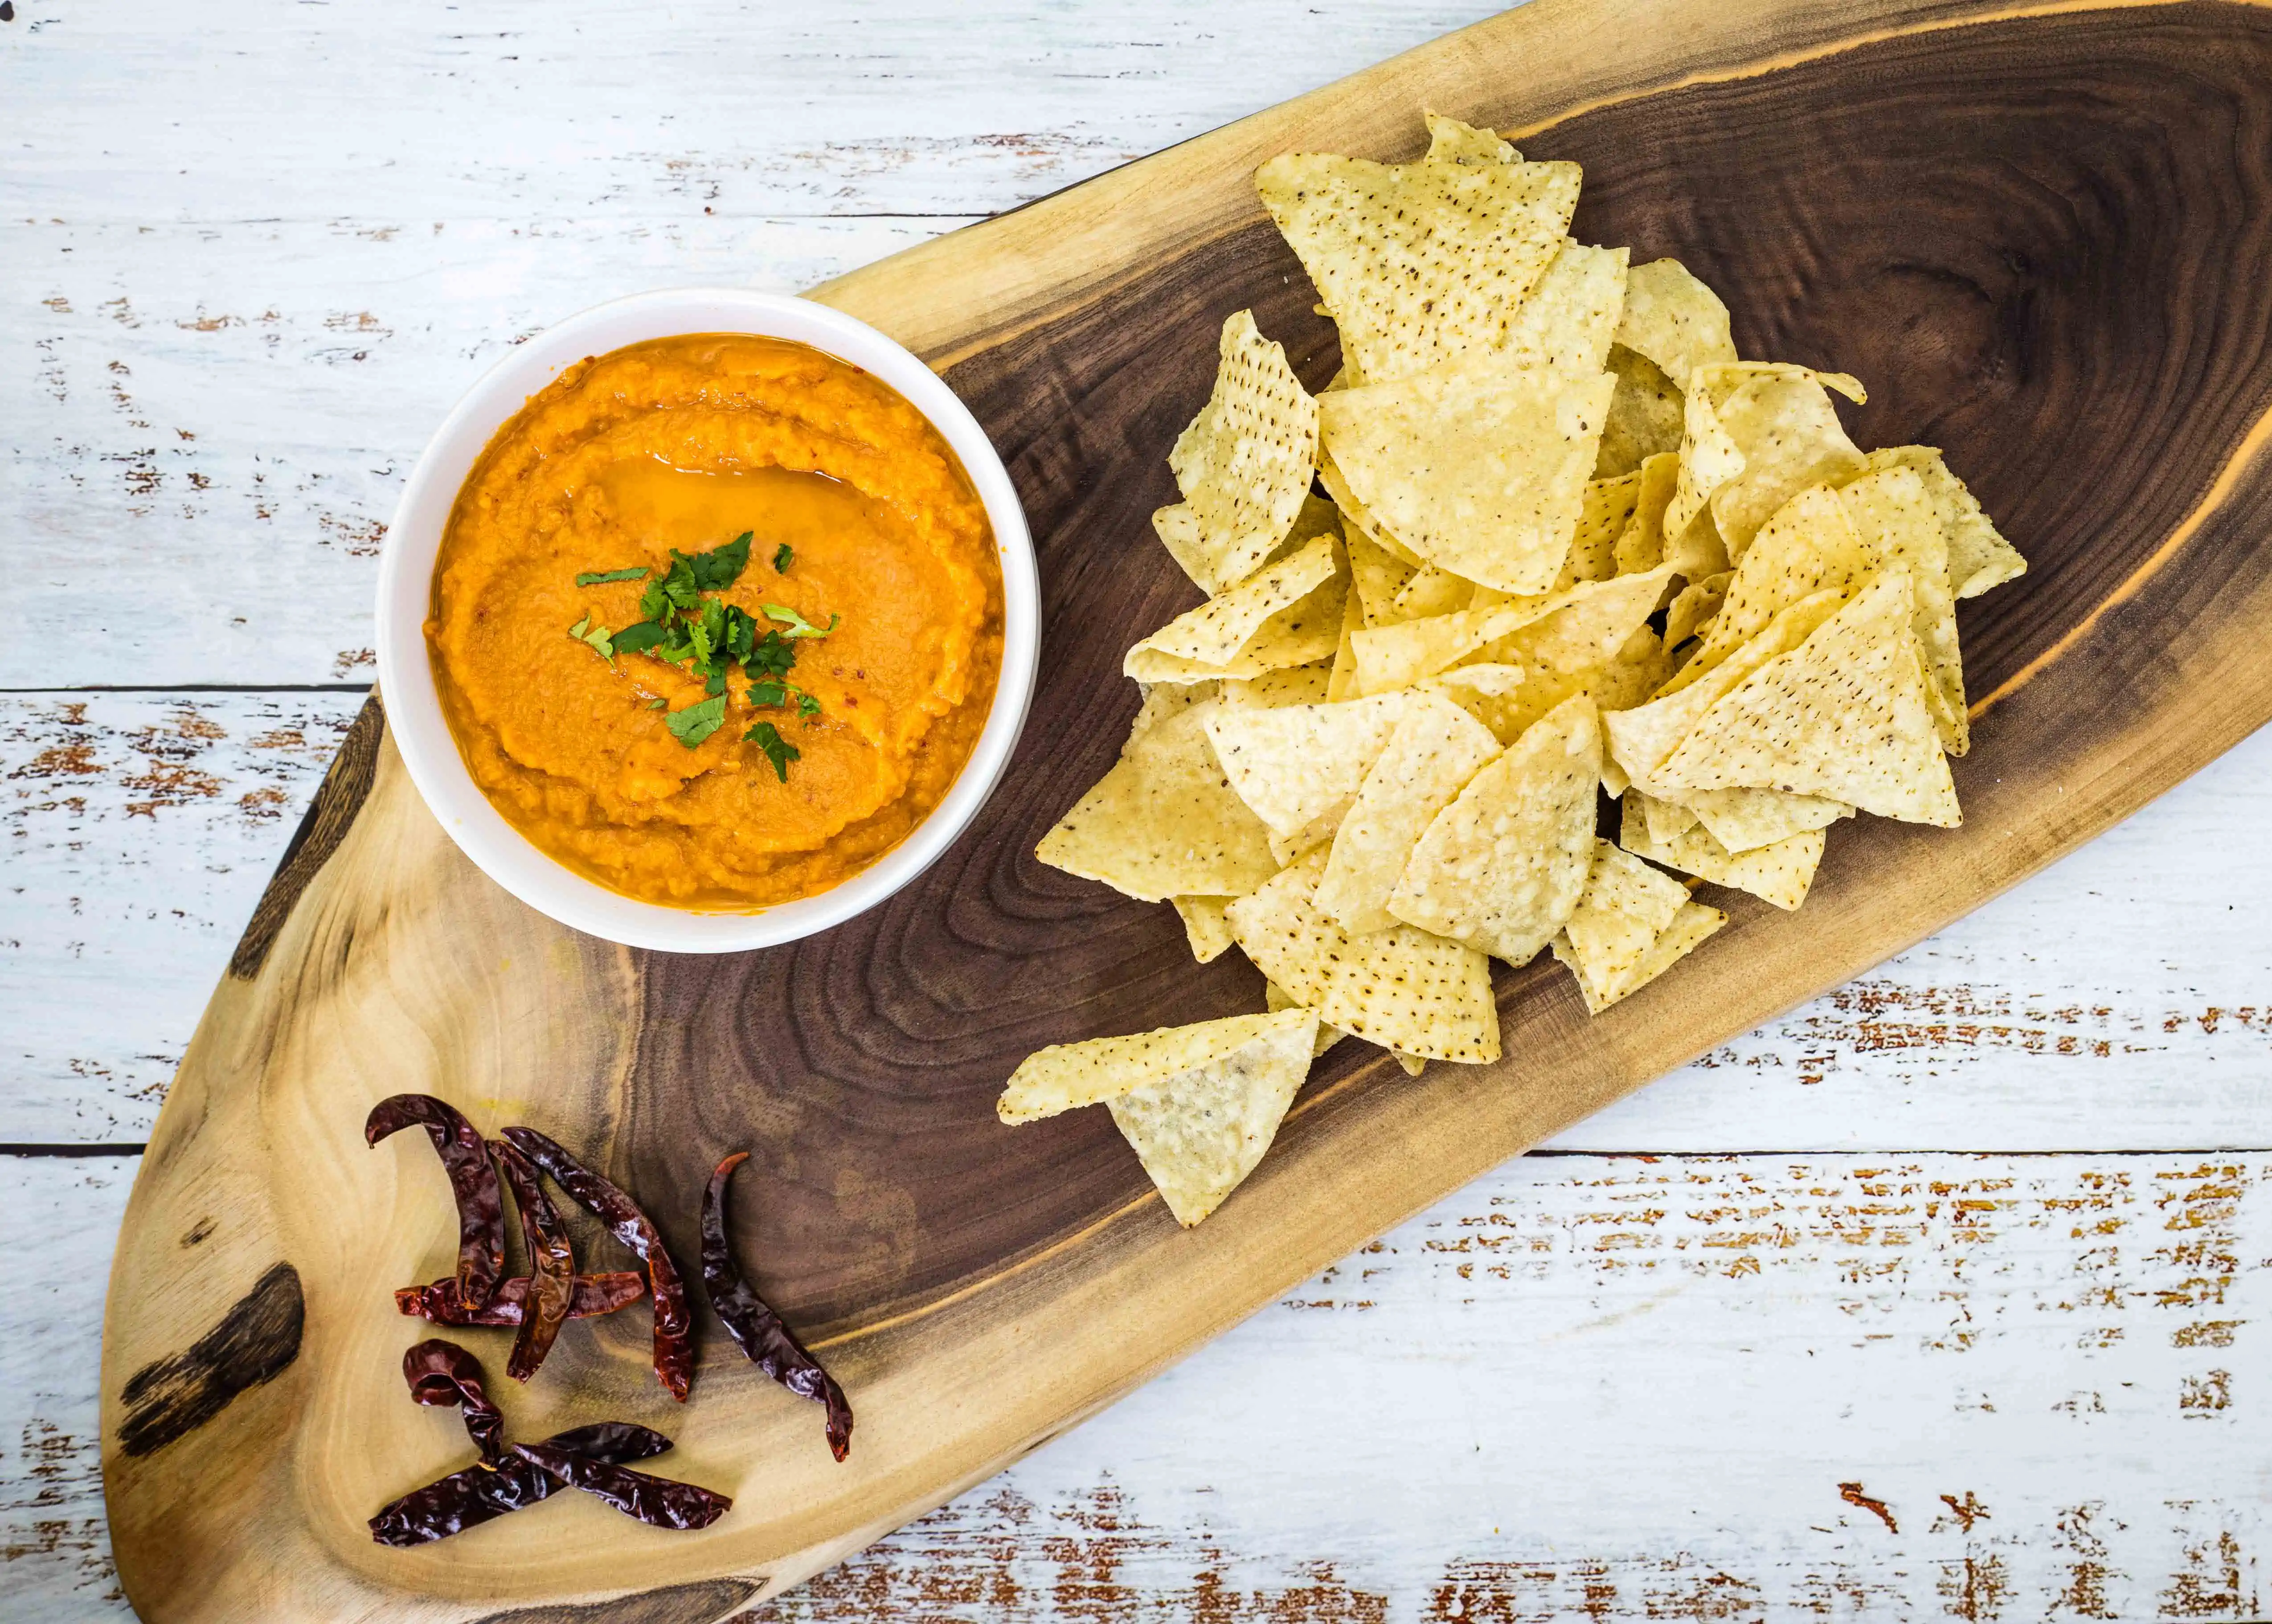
(1222, 664, 1335, 709)
(1610, 450, 1683, 574)
(1613, 258, 1738, 389)
(1315, 691, 1502, 933)
(1037, 700, 1280, 900)
(1643, 791, 1700, 847)
(1204, 691, 1432, 843)
(1229, 849, 1500, 1062)
(1387, 694, 1602, 964)
(1320, 357, 1615, 593)
(1424, 110, 1516, 168)
(1347, 530, 1421, 626)
(1560, 471, 1643, 588)
(1679, 786, 1851, 853)
(998, 1008, 1314, 1124)
(1602, 586, 1848, 791)
(1838, 464, 1968, 754)
(1865, 446, 2026, 599)
(1392, 562, 1477, 621)
(1266, 978, 1347, 1056)
(1660, 483, 1871, 695)
(1155, 310, 1319, 594)
(1653, 569, 1960, 825)
(1171, 896, 1238, 964)
(1126, 679, 1219, 752)
(1500, 241, 1629, 376)
(1256, 145, 1580, 384)
(1554, 897, 1727, 1014)
(1127, 533, 1339, 671)
(1107, 1013, 1317, 1227)
(1326, 589, 1364, 701)
(1317, 447, 1421, 566)
(1705, 371, 1870, 561)
(1663, 570, 1729, 649)
(1593, 344, 1686, 479)
(1471, 565, 1673, 675)
(1620, 794, 1826, 910)
(1560, 837, 1690, 997)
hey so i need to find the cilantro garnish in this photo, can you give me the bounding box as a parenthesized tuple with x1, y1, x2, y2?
(665, 695, 728, 748)
(761, 603, 838, 639)
(576, 531, 839, 771)
(745, 721, 800, 781)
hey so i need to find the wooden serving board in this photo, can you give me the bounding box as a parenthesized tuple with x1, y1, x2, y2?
(101, 0, 2272, 1619)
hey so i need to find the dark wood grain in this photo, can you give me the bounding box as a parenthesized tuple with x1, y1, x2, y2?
(101, 3, 2272, 1618)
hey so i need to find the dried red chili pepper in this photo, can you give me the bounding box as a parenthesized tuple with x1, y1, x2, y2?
(508, 1441, 732, 1531)
(501, 1127, 693, 1403)
(491, 1136, 575, 1383)
(402, 1338, 504, 1461)
(394, 1272, 645, 1326)
(368, 1421, 671, 1547)
(700, 1151, 853, 1461)
(366, 1094, 504, 1312)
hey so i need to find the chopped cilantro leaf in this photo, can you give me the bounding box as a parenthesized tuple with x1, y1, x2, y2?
(747, 680, 787, 708)
(575, 565, 650, 586)
(664, 695, 728, 749)
(761, 603, 838, 638)
(773, 542, 793, 574)
(611, 620, 667, 655)
(745, 720, 801, 781)
(569, 614, 590, 639)
(567, 614, 614, 661)
(705, 670, 726, 696)
(647, 698, 667, 709)
(797, 691, 822, 721)
(748, 630, 796, 682)
(659, 555, 704, 612)
(688, 532, 752, 591)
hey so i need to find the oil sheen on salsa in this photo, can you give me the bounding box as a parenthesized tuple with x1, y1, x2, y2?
(426, 333, 1003, 909)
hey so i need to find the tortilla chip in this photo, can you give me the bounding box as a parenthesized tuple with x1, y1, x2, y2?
(1681, 786, 1851, 853)
(1315, 692, 1502, 933)
(998, 1007, 1314, 1124)
(1643, 791, 1699, 847)
(1706, 372, 1870, 561)
(1661, 483, 1871, 695)
(1037, 700, 1280, 900)
(1266, 978, 1347, 1055)
(1392, 562, 1477, 620)
(1128, 532, 1339, 671)
(1501, 241, 1629, 376)
(1230, 848, 1501, 1062)
(1387, 693, 1601, 964)
(1425, 110, 1517, 168)
(1561, 471, 1643, 587)
(1864, 446, 2026, 600)
(1255, 143, 1580, 385)
(1105, 1012, 1318, 1227)
(1560, 837, 1690, 993)
(1610, 450, 1683, 575)
(1664, 570, 1730, 649)
(1429, 630, 1666, 746)
(1204, 691, 1433, 843)
(1555, 896, 1727, 1014)
(1222, 664, 1335, 710)
(1613, 258, 1738, 389)
(1171, 896, 1238, 964)
(1317, 448, 1421, 566)
(1620, 794, 1826, 910)
(1602, 586, 1849, 790)
(1319, 356, 1615, 594)
(1837, 464, 1968, 754)
(1347, 530, 1421, 627)
(1155, 310, 1320, 594)
(1472, 565, 1673, 675)
(1126, 679, 1220, 751)
(1593, 344, 1686, 480)
(1653, 569, 1960, 826)
(1325, 589, 1365, 702)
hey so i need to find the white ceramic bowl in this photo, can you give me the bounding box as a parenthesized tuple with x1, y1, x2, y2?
(375, 289, 1040, 953)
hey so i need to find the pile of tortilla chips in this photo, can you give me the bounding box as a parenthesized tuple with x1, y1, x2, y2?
(1004, 113, 2025, 1227)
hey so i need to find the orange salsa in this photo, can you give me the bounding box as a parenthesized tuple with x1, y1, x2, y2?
(426, 334, 1004, 909)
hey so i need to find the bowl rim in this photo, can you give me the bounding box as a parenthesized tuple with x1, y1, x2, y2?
(373, 287, 1040, 953)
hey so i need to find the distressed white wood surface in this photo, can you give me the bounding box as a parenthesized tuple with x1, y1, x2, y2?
(4, 1, 2268, 1619)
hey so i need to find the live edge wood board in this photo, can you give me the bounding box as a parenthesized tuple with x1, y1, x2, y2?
(99, 1, 2272, 1619)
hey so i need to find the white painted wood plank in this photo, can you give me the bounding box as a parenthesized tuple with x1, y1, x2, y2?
(9, 1149, 2266, 1620)
(5, 2, 1506, 223)
(7, 691, 2270, 1152)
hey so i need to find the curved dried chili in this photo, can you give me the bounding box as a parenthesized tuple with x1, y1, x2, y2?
(508, 1441, 732, 1531)
(501, 1126, 693, 1403)
(366, 1094, 504, 1312)
(394, 1272, 645, 1326)
(700, 1150, 853, 1461)
(369, 1420, 673, 1547)
(491, 1136, 575, 1383)
(401, 1338, 504, 1462)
